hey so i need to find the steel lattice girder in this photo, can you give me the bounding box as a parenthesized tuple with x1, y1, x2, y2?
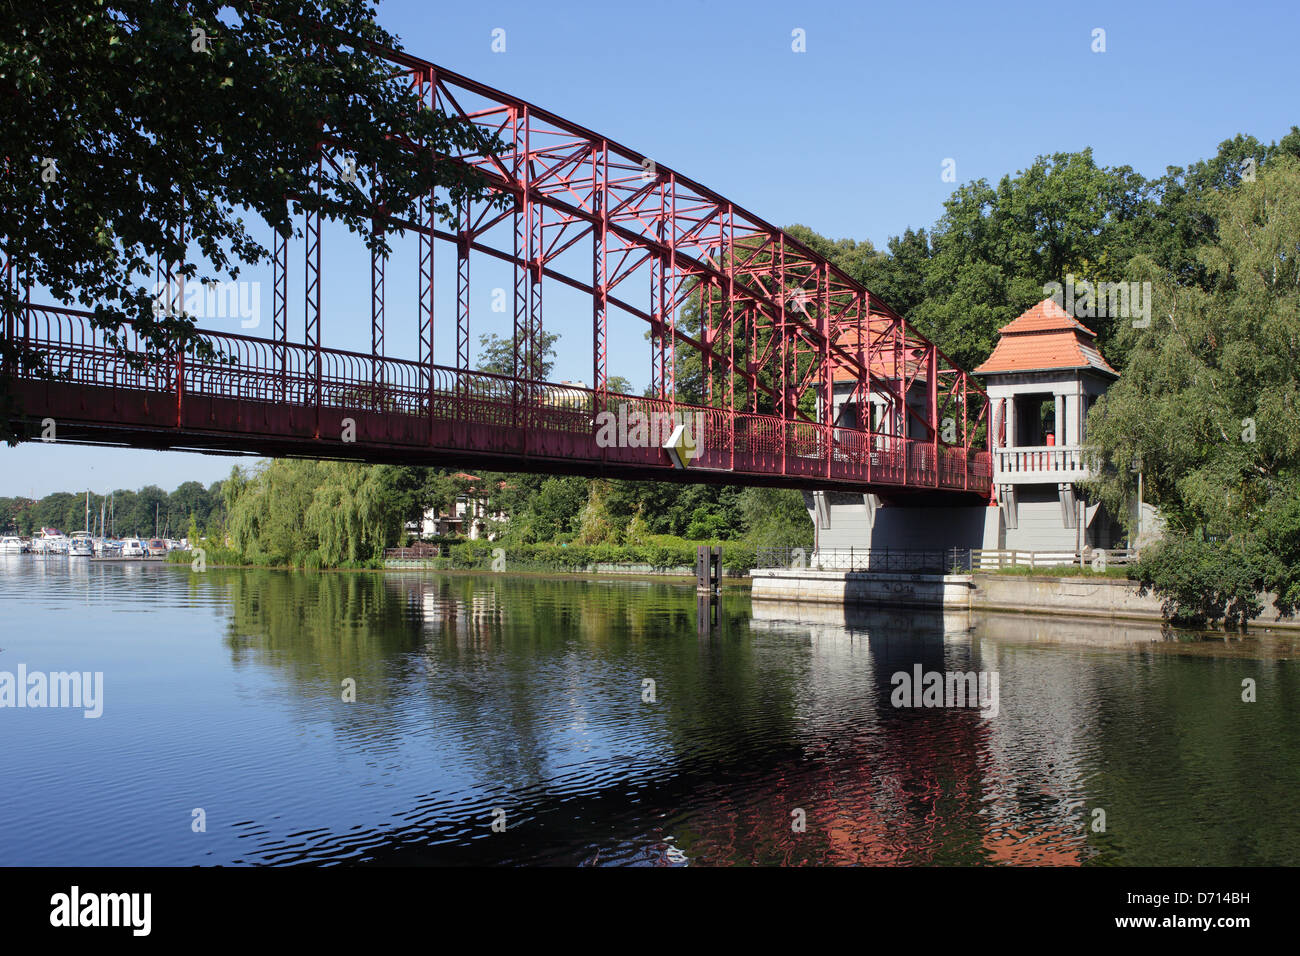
(0, 43, 992, 498)
(361, 50, 987, 453)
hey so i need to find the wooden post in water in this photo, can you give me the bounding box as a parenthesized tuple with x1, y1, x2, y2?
(697, 591, 719, 637)
(696, 545, 721, 636)
(696, 544, 721, 593)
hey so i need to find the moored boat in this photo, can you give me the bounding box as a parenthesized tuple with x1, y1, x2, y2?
(34, 528, 69, 554)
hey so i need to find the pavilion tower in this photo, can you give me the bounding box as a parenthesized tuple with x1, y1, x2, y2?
(973, 298, 1121, 551)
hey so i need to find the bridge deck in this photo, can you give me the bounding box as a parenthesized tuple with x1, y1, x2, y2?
(4, 305, 991, 496)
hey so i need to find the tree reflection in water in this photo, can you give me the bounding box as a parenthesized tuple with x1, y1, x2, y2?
(199, 569, 1300, 865)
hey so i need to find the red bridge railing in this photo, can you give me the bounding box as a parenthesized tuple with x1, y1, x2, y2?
(9, 303, 992, 494)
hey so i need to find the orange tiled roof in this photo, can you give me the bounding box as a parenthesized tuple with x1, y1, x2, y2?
(997, 298, 1097, 336)
(973, 299, 1117, 377)
(830, 323, 925, 383)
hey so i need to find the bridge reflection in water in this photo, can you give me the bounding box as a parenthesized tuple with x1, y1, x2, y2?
(214, 571, 1185, 866)
(4, 558, 1297, 866)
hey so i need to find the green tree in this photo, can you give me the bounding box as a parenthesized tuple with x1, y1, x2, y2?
(168, 480, 213, 532)
(738, 486, 813, 550)
(1144, 131, 1300, 287)
(107, 489, 137, 537)
(33, 491, 76, 533)
(475, 330, 561, 380)
(306, 462, 405, 564)
(1086, 155, 1300, 625)
(127, 485, 169, 537)
(576, 479, 619, 544)
(523, 476, 588, 541)
(2, 0, 503, 440)
(856, 227, 933, 317)
(907, 149, 1155, 371)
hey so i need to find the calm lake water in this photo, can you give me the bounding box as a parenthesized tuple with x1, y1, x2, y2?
(2, 555, 1298, 866)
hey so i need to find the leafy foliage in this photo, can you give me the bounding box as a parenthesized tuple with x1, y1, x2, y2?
(1, 480, 226, 537)
(1, 0, 503, 437)
(224, 460, 409, 565)
(476, 330, 559, 380)
(1085, 155, 1300, 624)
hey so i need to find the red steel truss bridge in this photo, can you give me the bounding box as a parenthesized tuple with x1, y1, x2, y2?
(2, 48, 991, 499)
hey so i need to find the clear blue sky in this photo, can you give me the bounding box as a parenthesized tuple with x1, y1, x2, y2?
(4, 0, 1296, 497)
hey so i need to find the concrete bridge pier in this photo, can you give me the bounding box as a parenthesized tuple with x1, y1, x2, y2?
(804, 491, 1000, 555)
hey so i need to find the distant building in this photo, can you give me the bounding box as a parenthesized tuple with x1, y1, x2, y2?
(539, 380, 590, 410)
(406, 473, 511, 541)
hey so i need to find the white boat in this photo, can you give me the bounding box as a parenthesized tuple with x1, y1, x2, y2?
(34, 529, 69, 554)
(0, 536, 27, 554)
(69, 532, 94, 557)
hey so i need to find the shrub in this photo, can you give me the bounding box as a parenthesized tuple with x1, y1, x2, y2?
(1134, 534, 1265, 629)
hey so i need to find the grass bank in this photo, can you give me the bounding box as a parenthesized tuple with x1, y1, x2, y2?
(986, 564, 1134, 579)
(169, 535, 761, 575)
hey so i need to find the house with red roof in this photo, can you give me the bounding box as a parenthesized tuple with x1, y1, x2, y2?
(406, 473, 512, 541)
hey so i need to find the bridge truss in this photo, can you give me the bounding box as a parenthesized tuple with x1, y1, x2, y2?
(2, 45, 991, 497)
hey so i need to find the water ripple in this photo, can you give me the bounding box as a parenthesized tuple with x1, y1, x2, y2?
(2, 559, 1299, 865)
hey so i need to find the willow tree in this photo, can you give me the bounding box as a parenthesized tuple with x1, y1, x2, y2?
(306, 462, 404, 565)
(226, 459, 326, 563)
(1084, 155, 1300, 626)
(1, 0, 503, 438)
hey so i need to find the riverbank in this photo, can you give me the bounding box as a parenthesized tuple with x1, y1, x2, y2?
(170, 549, 1300, 631)
(167, 548, 751, 585)
(749, 567, 1300, 632)
(172, 536, 762, 576)
(383, 557, 749, 578)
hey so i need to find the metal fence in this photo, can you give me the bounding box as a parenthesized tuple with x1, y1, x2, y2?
(757, 547, 1139, 573)
(969, 548, 1137, 571)
(13, 303, 995, 496)
(383, 543, 448, 560)
(756, 547, 971, 573)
